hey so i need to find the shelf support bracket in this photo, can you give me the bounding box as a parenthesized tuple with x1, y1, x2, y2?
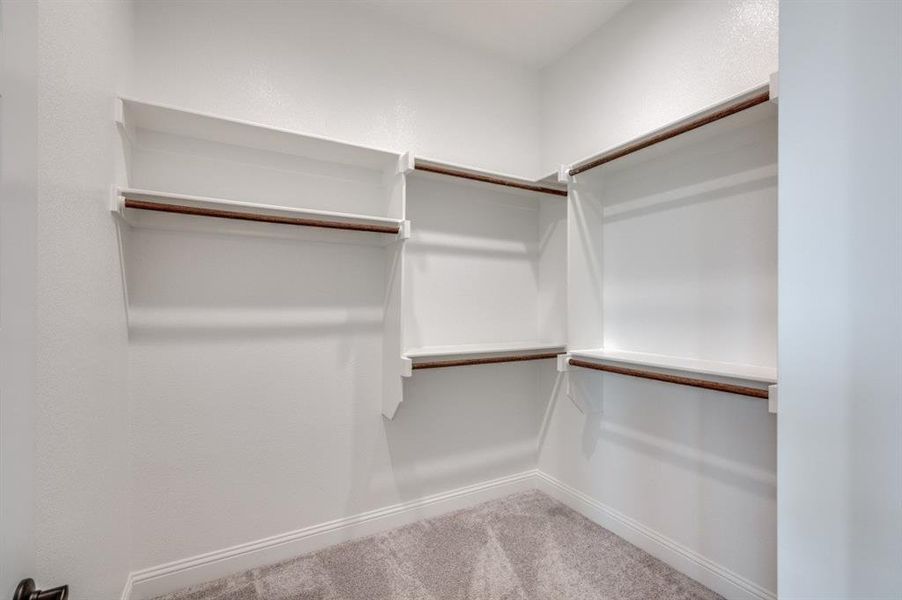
(557, 165, 572, 185)
(109, 185, 124, 216)
(556, 354, 579, 411)
(114, 98, 136, 145)
(398, 152, 415, 175)
(769, 72, 779, 104)
(768, 384, 778, 414)
(398, 220, 411, 241)
(113, 97, 125, 126)
(400, 356, 412, 378)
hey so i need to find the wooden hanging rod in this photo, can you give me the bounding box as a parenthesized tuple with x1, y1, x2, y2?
(568, 89, 771, 176)
(122, 199, 402, 234)
(414, 160, 568, 197)
(568, 358, 769, 399)
(413, 352, 562, 370)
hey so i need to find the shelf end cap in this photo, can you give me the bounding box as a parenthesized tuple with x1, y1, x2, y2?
(768, 384, 778, 414)
(769, 72, 779, 104)
(398, 152, 415, 175)
(557, 165, 572, 184)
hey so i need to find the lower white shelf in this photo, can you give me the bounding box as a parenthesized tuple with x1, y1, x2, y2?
(568, 348, 776, 386)
(403, 342, 566, 372)
(112, 187, 408, 244)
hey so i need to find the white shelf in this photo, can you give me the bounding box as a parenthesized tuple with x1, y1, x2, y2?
(411, 157, 567, 198)
(569, 348, 776, 385)
(113, 187, 407, 243)
(405, 341, 566, 362)
(567, 83, 775, 176)
(117, 97, 401, 171)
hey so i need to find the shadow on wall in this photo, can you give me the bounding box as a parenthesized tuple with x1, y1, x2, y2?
(118, 222, 556, 566)
(120, 224, 391, 565)
(120, 226, 385, 343)
(402, 177, 544, 350)
(595, 105, 778, 221)
(383, 362, 549, 503)
(561, 368, 776, 499)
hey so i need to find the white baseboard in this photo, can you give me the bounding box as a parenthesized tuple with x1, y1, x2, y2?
(534, 471, 776, 600)
(124, 469, 539, 600)
(119, 576, 133, 600)
(123, 469, 774, 600)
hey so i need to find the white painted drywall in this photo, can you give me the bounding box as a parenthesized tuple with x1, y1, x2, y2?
(124, 220, 545, 565)
(403, 176, 565, 350)
(539, 0, 778, 174)
(599, 109, 778, 369)
(536, 4, 780, 595)
(27, 1, 789, 596)
(123, 1, 551, 576)
(778, 1, 902, 597)
(363, 0, 630, 68)
(0, 0, 38, 594)
(32, 1, 135, 598)
(540, 369, 776, 597)
(542, 107, 778, 596)
(121, 177, 546, 570)
(131, 0, 543, 179)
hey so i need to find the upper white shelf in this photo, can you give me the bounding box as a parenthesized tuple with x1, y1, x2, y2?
(569, 348, 777, 385)
(405, 341, 566, 360)
(566, 83, 775, 177)
(411, 157, 568, 198)
(116, 97, 402, 171)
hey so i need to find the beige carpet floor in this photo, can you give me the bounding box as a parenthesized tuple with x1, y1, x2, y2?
(154, 490, 723, 600)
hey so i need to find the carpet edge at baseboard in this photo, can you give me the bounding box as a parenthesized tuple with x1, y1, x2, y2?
(124, 469, 539, 600)
(123, 468, 774, 600)
(533, 471, 776, 600)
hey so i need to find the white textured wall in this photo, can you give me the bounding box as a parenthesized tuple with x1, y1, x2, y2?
(33, 1, 134, 598)
(540, 370, 777, 594)
(541, 111, 779, 596)
(778, 1, 902, 597)
(539, 0, 778, 173)
(125, 0, 545, 575)
(0, 0, 38, 594)
(132, 0, 542, 178)
(124, 221, 545, 568)
(537, 2, 780, 595)
(122, 223, 543, 570)
(26, 2, 793, 597)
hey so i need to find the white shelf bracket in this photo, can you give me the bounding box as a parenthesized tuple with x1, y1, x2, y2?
(769, 72, 779, 104)
(557, 164, 572, 185)
(556, 353, 582, 411)
(768, 384, 778, 414)
(398, 220, 412, 241)
(400, 356, 413, 378)
(114, 97, 125, 126)
(110, 185, 124, 215)
(114, 98, 137, 145)
(397, 152, 415, 175)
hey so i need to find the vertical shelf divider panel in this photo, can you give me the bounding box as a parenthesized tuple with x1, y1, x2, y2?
(559, 166, 604, 413)
(537, 187, 569, 350)
(382, 153, 413, 419)
(563, 167, 605, 352)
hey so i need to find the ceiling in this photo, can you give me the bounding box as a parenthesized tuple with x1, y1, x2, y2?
(364, 0, 632, 69)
